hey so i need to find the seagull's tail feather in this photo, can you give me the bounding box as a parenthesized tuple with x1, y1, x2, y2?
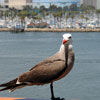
(0, 78, 27, 92)
(0, 78, 17, 87)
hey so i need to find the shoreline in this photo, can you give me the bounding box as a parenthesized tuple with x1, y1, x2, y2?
(0, 28, 100, 32)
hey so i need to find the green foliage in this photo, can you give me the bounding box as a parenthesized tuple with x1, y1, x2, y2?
(70, 4, 78, 11)
(40, 5, 47, 13)
(96, 9, 100, 14)
(53, 12, 62, 18)
(23, 6, 32, 11)
(80, 14, 84, 19)
(0, 3, 99, 22)
(71, 13, 75, 19)
(18, 10, 30, 19)
(85, 17, 89, 21)
(36, 15, 42, 21)
(32, 11, 38, 18)
(49, 4, 58, 12)
(4, 11, 9, 17)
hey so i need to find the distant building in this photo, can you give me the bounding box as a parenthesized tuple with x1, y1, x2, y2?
(4, 0, 32, 10)
(0, 1, 3, 6)
(97, 0, 100, 9)
(80, 0, 83, 5)
(80, 0, 100, 9)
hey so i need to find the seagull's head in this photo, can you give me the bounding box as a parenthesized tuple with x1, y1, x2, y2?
(62, 33, 72, 45)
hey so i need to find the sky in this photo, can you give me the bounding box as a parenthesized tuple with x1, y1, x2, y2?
(0, 0, 79, 3)
(33, 0, 79, 2)
(0, 0, 3, 3)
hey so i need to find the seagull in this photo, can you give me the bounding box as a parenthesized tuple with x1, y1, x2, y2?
(0, 33, 75, 100)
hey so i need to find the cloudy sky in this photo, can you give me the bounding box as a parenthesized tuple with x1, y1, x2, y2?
(0, 0, 79, 3)
(33, 0, 79, 2)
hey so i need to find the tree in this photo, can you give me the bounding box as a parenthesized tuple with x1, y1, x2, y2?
(18, 10, 30, 26)
(49, 4, 58, 12)
(80, 13, 84, 24)
(65, 14, 70, 23)
(80, 14, 84, 19)
(19, 10, 30, 18)
(63, 6, 69, 12)
(4, 11, 9, 20)
(86, 5, 95, 11)
(96, 9, 100, 25)
(31, 11, 38, 19)
(36, 15, 42, 22)
(0, 11, 3, 18)
(40, 5, 47, 13)
(96, 9, 100, 16)
(9, 8, 18, 18)
(70, 4, 78, 11)
(70, 12, 75, 27)
(23, 6, 32, 11)
(85, 17, 89, 22)
(57, 7, 62, 12)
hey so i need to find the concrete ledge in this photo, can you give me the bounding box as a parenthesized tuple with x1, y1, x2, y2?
(0, 97, 24, 100)
(0, 97, 50, 100)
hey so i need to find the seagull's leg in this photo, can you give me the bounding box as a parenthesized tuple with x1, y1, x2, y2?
(50, 83, 65, 100)
(50, 82, 55, 100)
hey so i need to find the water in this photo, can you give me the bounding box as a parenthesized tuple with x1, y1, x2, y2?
(0, 32, 100, 100)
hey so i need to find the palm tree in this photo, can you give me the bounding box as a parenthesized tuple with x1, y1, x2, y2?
(49, 4, 58, 13)
(4, 11, 9, 20)
(70, 12, 75, 27)
(40, 5, 46, 13)
(80, 13, 84, 24)
(96, 9, 100, 26)
(0, 11, 3, 18)
(80, 13, 84, 19)
(84, 17, 89, 23)
(18, 10, 29, 26)
(65, 14, 70, 24)
(36, 15, 42, 23)
(31, 11, 38, 19)
(23, 5, 32, 11)
(9, 8, 18, 20)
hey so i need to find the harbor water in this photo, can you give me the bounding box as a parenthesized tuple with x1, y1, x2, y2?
(0, 32, 100, 100)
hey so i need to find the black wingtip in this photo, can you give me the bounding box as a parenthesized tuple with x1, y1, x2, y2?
(0, 78, 17, 87)
(0, 86, 11, 92)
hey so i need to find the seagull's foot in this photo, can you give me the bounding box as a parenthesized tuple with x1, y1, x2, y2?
(51, 97, 65, 100)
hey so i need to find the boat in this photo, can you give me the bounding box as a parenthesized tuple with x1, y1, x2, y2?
(10, 24, 24, 33)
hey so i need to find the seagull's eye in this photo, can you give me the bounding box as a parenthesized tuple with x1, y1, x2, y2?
(69, 36, 72, 39)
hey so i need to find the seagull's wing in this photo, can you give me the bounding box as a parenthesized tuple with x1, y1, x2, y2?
(17, 58, 66, 85)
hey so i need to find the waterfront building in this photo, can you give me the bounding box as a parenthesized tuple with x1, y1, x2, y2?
(0, 1, 3, 7)
(80, 0, 100, 9)
(80, 0, 83, 5)
(97, 0, 100, 9)
(4, 0, 32, 10)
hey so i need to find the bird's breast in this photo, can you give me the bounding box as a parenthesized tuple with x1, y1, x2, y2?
(54, 54, 74, 82)
(55, 64, 73, 81)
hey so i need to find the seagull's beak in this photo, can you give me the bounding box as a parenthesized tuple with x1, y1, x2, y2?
(63, 39, 67, 44)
